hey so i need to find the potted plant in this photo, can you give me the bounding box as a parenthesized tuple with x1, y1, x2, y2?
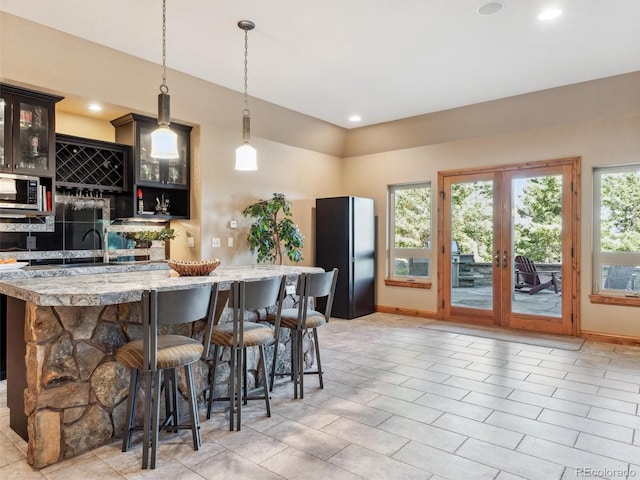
(132, 227, 177, 261)
(133, 226, 177, 245)
(242, 193, 304, 264)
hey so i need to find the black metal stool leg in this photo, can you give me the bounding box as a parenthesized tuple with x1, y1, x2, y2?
(185, 364, 201, 450)
(243, 347, 248, 406)
(207, 345, 220, 420)
(122, 368, 139, 452)
(299, 330, 305, 399)
(228, 346, 236, 431)
(314, 327, 324, 389)
(141, 371, 152, 469)
(269, 336, 279, 392)
(236, 346, 243, 430)
(259, 345, 271, 416)
(150, 370, 162, 469)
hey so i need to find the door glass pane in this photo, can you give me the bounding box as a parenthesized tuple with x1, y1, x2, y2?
(450, 180, 493, 310)
(18, 102, 49, 170)
(512, 175, 562, 317)
(139, 125, 187, 185)
(139, 125, 160, 182)
(0, 97, 6, 165)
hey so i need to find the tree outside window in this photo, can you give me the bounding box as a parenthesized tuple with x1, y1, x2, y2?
(388, 183, 431, 279)
(593, 165, 640, 293)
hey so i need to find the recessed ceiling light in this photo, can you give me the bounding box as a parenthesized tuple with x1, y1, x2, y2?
(477, 2, 504, 16)
(538, 8, 562, 21)
(349, 114, 362, 123)
(88, 103, 102, 112)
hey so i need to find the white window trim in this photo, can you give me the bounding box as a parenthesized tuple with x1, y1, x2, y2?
(388, 182, 432, 280)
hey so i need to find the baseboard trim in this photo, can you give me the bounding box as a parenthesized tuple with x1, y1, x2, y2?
(375, 307, 640, 347)
(376, 305, 437, 319)
(580, 330, 640, 347)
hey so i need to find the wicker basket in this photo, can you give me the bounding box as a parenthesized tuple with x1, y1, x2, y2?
(168, 259, 220, 276)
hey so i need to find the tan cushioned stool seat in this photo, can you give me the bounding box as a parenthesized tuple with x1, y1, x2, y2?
(267, 308, 326, 330)
(116, 335, 204, 370)
(211, 322, 274, 347)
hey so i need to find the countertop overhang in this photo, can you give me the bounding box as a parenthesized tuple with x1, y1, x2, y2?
(0, 264, 321, 306)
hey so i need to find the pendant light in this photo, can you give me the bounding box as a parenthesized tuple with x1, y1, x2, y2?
(150, 0, 179, 159)
(235, 20, 257, 171)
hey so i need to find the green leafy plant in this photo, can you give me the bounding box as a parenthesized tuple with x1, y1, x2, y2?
(242, 193, 304, 264)
(133, 226, 177, 242)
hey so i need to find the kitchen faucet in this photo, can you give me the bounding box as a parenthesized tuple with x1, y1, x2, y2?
(81, 228, 103, 263)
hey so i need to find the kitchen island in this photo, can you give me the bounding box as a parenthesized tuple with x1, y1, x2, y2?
(0, 264, 321, 468)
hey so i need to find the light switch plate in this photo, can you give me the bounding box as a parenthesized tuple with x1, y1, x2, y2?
(211, 237, 220, 248)
(228, 237, 234, 247)
(187, 236, 195, 248)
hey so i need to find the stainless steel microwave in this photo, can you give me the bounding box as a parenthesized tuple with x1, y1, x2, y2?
(0, 173, 40, 210)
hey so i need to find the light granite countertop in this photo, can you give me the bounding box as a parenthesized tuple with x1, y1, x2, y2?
(0, 264, 321, 306)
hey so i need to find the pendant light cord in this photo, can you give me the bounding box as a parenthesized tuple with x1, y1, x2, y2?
(243, 28, 250, 117)
(160, 0, 169, 94)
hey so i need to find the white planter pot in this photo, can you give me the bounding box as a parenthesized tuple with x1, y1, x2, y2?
(149, 240, 165, 261)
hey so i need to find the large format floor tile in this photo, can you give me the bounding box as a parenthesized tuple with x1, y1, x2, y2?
(1, 313, 639, 479)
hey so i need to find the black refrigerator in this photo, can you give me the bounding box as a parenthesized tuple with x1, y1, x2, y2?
(315, 196, 375, 319)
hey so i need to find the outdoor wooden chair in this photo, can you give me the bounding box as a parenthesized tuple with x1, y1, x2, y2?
(514, 255, 560, 295)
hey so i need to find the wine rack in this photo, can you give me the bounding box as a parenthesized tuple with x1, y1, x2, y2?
(56, 134, 130, 192)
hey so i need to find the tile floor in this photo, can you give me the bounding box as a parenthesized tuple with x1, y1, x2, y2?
(1, 313, 640, 479)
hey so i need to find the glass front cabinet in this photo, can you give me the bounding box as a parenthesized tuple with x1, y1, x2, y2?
(0, 84, 62, 176)
(0, 83, 62, 215)
(111, 113, 192, 219)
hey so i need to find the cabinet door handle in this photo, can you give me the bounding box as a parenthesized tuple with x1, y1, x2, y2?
(494, 249, 500, 268)
(503, 250, 508, 268)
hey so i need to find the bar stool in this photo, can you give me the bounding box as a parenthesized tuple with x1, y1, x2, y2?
(204, 276, 285, 431)
(269, 268, 338, 399)
(116, 284, 217, 469)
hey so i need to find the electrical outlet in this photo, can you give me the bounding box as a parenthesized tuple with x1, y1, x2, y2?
(228, 237, 233, 247)
(211, 237, 220, 248)
(27, 236, 36, 250)
(285, 284, 296, 295)
(229, 220, 237, 229)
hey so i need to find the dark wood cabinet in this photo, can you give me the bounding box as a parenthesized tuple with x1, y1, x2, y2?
(55, 134, 130, 193)
(111, 113, 192, 219)
(0, 83, 62, 216)
(0, 83, 62, 176)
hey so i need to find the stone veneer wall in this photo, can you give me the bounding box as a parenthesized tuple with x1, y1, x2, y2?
(23, 293, 309, 468)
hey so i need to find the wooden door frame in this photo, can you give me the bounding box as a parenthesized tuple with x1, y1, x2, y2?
(440, 171, 500, 327)
(437, 157, 581, 336)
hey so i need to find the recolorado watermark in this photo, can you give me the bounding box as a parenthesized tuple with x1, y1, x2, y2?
(575, 467, 637, 477)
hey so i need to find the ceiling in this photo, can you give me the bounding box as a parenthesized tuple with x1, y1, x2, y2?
(2, 0, 639, 128)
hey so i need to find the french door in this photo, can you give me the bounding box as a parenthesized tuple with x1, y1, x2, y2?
(438, 158, 579, 335)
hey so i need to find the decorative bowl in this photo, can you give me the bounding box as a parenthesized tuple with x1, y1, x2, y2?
(168, 258, 220, 276)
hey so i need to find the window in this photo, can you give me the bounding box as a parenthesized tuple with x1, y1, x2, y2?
(388, 182, 431, 280)
(592, 164, 640, 295)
